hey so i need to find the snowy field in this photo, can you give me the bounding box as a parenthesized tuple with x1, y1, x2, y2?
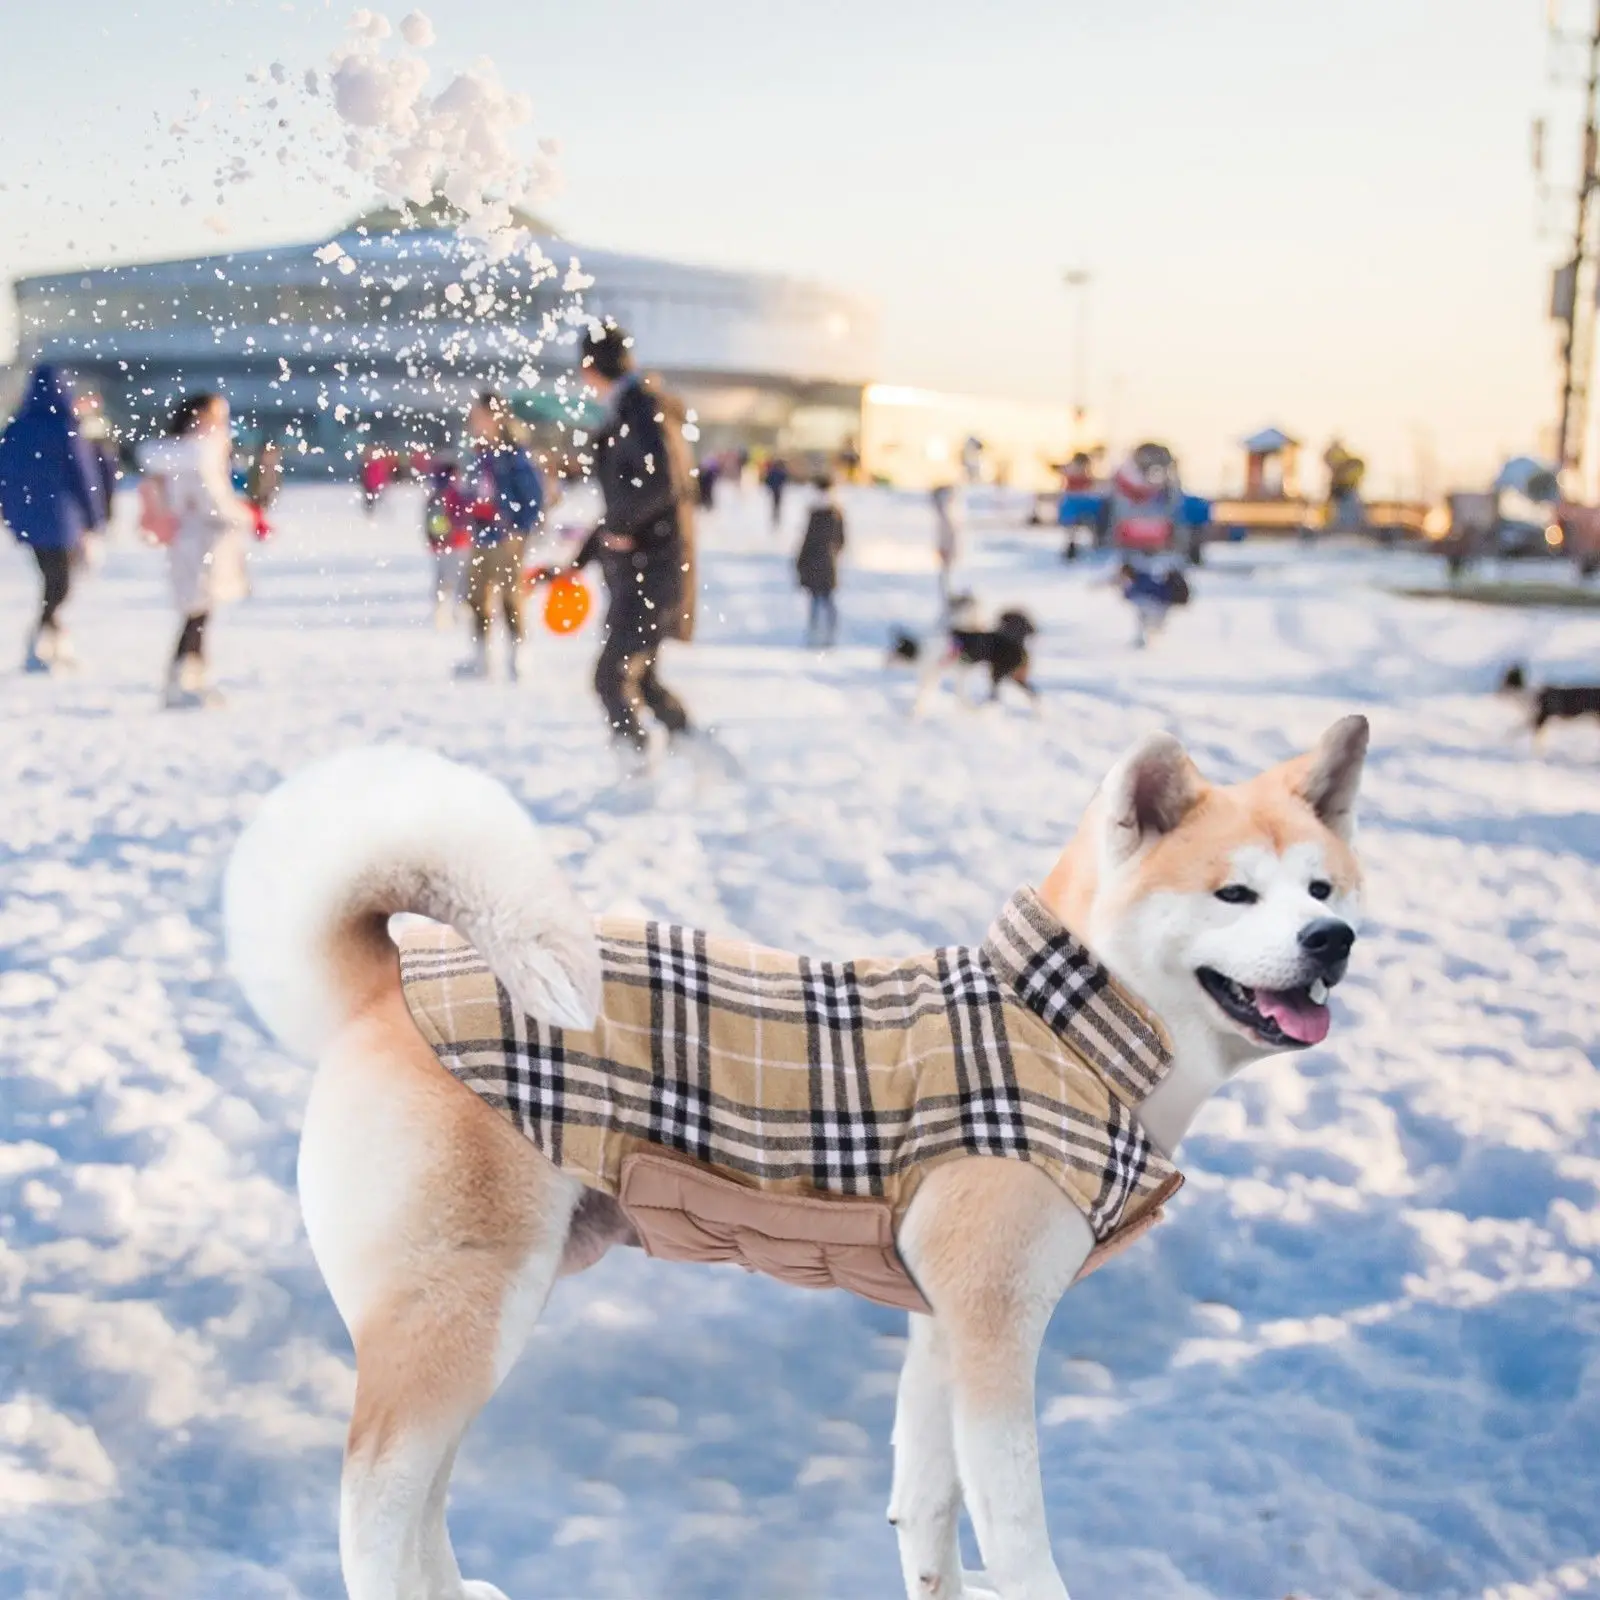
(1, 483, 1598, 1600)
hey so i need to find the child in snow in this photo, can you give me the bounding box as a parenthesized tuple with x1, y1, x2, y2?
(1116, 560, 1190, 648)
(422, 454, 472, 628)
(456, 393, 545, 681)
(138, 392, 256, 708)
(795, 476, 846, 647)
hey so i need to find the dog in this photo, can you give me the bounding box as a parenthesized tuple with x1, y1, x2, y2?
(886, 590, 983, 665)
(902, 599, 1040, 713)
(1500, 661, 1600, 737)
(224, 715, 1368, 1600)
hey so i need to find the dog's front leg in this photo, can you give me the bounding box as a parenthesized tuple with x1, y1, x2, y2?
(889, 1312, 964, 1596)
(898, 1160, 1090, 1600)
(947, 1314, 1064, 1600)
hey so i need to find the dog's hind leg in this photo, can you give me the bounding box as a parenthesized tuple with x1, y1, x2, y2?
(303, 985, 582, 1600)
(912, 650, 951, 718)
(338, 1204, 576, 1600)
(1013, 674, 1044, 718)
(897, 1159, 1093, 1600)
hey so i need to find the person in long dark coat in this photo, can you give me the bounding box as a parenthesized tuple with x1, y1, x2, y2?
(569, 320, 701, 766)
(0, 364, 108, 672)
(795, 476, 846, 647)
(763, 454, 790, 529)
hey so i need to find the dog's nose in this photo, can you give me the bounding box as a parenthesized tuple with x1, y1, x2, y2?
(1298, 918, 1355, 967)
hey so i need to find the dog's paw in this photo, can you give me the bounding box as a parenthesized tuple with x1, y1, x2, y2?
(959, 1576, 1001, 1600)
(461, 1582, 513, 1600)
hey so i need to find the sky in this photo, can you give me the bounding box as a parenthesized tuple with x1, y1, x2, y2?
(0, 0, 1582, 492)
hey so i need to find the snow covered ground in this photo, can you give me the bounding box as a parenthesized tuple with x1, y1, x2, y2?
(1, 482, 1597, 1600)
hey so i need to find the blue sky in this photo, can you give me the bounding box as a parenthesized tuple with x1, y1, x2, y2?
(0, 0, 1576, 489)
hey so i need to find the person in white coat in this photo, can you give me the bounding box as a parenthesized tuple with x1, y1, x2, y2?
(931, 481, 964, 611)
(138, 393, 255, 708)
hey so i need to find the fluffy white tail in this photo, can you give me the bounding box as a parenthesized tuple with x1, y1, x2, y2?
(224, 746, 602, 1058)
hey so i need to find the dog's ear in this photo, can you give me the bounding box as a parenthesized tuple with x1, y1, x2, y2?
(1295, 714, 1368, 842)
(1101, 732, 1205, 865)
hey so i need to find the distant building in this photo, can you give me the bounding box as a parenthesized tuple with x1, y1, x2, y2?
(859, 384, 1082, 493)
(10, 201, 877, 473)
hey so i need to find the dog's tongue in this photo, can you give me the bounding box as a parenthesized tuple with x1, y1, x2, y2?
(1254, 987, 1330, 1045)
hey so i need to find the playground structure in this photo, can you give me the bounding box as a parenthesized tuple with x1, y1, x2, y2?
(1210, 426, 1431, 540)
(1208, 427, 1311, 536)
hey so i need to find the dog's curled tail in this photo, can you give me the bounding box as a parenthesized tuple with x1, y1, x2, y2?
(224, 745, 602, 1058)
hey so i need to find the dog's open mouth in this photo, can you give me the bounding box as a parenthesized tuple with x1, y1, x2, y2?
(1195, 967, 1331, 1048)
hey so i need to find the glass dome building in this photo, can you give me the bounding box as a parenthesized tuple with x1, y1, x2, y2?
(11, 204, 878, 473)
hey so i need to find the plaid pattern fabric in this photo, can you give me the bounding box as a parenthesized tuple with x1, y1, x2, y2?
(398, 887, 1183, 1253)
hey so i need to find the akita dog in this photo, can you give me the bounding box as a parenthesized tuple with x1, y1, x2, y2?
(223, 715, 1368, 1600)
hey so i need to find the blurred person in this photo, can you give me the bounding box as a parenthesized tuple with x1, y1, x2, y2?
(795, 475, 846, 648)
(1061, 450, 1096, 492)
(360, 444, 392, 516)
(0, 363, 109, 672)
(422, 451, 472, 628)
(247, 438, 284, 511)
(139, 392, 256, 708)
(74, 387, 118, 569)
(931, 481, 964, 609)
(1114, 559, 1190, 649)
(49, 386, 117, 583)
(762, 453, 790, 529)
(1323, 438, 1366, 533)
(556, 319, 701, 770)
(696, 450, 720, 510)
(456, 392, 544, 681)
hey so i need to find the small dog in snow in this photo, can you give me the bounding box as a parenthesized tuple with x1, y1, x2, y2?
(894, 596, 1040, 713)
(1500, 662, 1600, 740)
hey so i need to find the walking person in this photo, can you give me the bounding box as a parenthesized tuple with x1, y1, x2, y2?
(74, 386, 119, 575)
(421, 451, 471, 628)
(455, 392, 544, 681)
(247, 438, 284, 512)
(931, 481, 964, 610)
(696, 450, 721, 511)
(359, 445, 391, 517)
(1113, 559, 1190, 649)
(565, 319, 704, 772)
(795, 475, 846, 647)
(139, 392, 256, 708)
(0, 364, 110, 672)
(763, 454, 790, 530)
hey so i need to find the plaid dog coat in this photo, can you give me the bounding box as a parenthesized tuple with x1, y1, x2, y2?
(397, 886, 1183, 1313)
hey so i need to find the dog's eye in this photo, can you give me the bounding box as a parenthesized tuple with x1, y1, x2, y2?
(1308, 880, 1333, 901)
(1214, 884, 1258, 905)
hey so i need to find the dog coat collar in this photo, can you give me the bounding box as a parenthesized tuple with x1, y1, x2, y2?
(397, 888, 1184, 1315)
(979, 886, 1175, 1110)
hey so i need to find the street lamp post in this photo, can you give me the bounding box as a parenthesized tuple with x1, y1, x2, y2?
(1062, 268, 1092, 434)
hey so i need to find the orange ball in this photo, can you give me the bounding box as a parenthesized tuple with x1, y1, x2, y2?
(543, 574, 592, 635)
